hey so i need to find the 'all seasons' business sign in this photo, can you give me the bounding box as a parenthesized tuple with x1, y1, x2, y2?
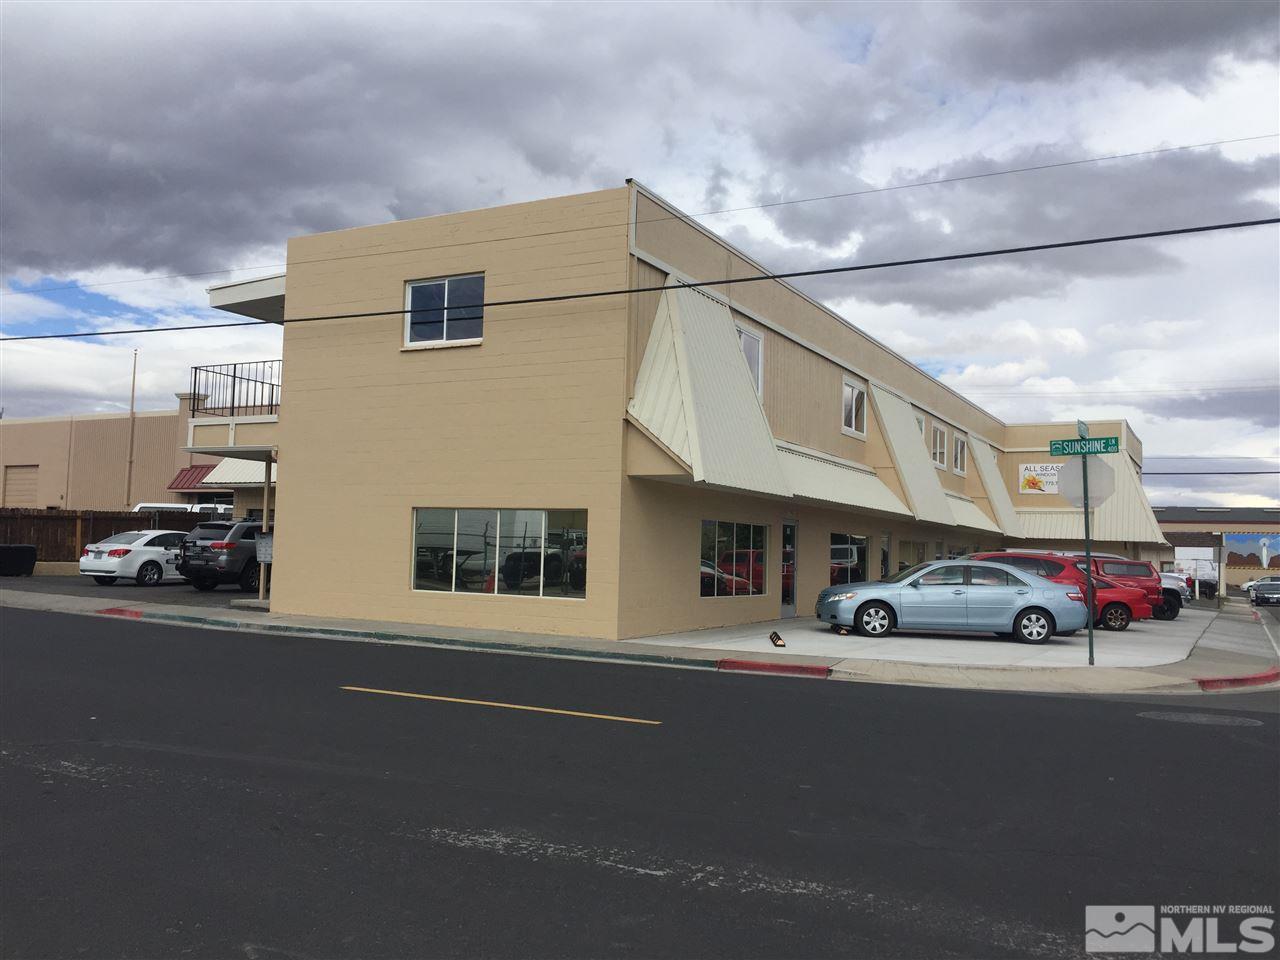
(1019, 463, 1061, 495)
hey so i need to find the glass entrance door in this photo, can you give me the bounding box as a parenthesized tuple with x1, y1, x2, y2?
(781, 521, 797, 618)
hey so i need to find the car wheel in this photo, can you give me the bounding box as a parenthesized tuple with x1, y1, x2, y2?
(854, 601, 894, 638)
(1100, 603, 1130, 631)
(135, 561, 164, 586)
(1152, 595, 1180, 621)
(92, 576, 118, 586)
(238, 561, 260, 593)
(193, 579, 218, 592)
(1014, 609, 1054, 644)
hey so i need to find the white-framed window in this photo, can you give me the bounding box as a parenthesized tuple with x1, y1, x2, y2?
(404, 273, 485, 347)
(841, 378, 867, 437)
(953, 434, 968, 475)
(930, 423, 947, 468)
(736, 325, 763, 394)
(412, 507, 587, 598)
(915, 413, 925, 435)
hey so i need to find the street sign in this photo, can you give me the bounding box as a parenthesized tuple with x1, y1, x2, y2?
(1058, 456, 1115, 508)
(1049, 436, 1119, 456)
(1077, 419, 1089, 439)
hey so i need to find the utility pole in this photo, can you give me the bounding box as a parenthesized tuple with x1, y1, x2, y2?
(123, 350, 138, 509)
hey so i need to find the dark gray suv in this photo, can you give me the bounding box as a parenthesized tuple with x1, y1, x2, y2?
(178, 520, 262, 592)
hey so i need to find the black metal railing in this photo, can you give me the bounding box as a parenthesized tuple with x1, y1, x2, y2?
(189, 360, 282, 417)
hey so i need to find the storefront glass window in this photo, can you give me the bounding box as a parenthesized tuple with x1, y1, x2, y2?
(413, 507, 585, 598)
(545, 510, 588, 599)
(830, 532, 868, 585)
(700, 519, 768, 597)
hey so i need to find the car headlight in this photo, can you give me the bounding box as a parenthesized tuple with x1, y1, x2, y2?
(827, 591, 859, 601)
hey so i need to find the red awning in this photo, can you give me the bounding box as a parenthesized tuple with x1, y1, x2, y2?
(167, 464, 218, 491)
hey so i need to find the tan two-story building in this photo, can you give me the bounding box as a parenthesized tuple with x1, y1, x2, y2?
(191, 182, 1167, 640)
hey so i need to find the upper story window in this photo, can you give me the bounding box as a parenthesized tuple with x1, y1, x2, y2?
(405, 274, 485, 347)
(736, 326, 763, 394)
(930, 423, 947, 468)
(841, 378, 867, 437)
(953, 434, 968, 475)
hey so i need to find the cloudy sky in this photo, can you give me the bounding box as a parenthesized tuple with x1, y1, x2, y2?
(2, 0, 1277, 505)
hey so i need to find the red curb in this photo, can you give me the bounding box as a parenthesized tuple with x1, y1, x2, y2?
(1195, 666, 1280, 691)
(717, 658, 831, 678)
(96, 607, 143, 619)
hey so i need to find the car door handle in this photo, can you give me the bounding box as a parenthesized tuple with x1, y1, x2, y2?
(1016, 589, 1030, 595)
(952, 589, 965, 595)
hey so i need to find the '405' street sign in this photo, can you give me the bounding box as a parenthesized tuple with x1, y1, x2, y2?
(1049, 436, 1119, 456)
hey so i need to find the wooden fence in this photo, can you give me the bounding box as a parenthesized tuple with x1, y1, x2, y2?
(0, 509, 204, 562)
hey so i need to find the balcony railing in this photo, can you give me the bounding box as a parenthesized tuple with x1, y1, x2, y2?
(190, 360, 282, 418)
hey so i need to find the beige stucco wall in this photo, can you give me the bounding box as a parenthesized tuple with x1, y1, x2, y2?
(616, 476, 999, 639)
(0, 409, 212, 509)
(268, 187, 634, 638)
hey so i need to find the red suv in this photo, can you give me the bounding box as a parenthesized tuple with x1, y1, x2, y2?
(1072, 555, 1170, 619)
(971, 551, 1173, 621)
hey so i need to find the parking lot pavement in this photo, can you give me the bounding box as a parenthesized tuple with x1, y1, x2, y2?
(631, 606, 1214, 669)
(0, 575, 243, 609)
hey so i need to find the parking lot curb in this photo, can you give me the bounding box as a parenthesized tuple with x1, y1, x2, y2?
(1194, 666, 1280, 691)
(717, 658, 832, 678)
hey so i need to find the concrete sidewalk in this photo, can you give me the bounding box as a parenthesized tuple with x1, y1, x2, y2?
(2, 583, 1276, 695)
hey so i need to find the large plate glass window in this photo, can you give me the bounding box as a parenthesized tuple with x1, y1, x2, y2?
(413, 507, 586, 598)
(405, 273, 485, 345)
(700, 520, 767, 597)
(841, 378, 866, 437)
(736, 326, 763, 395)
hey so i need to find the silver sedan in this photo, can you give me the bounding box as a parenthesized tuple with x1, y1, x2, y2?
(815, 559, 1089, 644)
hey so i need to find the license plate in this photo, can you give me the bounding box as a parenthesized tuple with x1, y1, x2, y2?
(94, 552, 103, 559)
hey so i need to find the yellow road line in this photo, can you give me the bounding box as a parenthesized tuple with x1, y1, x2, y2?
(339, 685, 662, 726)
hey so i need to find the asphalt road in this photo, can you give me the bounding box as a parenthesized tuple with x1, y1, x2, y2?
(2, 608, 1277, 959)
(3, 575, 243, 607)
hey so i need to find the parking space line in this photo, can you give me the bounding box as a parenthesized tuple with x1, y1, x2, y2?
(339, 685, 663, 726)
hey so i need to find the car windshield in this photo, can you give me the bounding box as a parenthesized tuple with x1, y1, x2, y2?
(100, 532, 146, 545)
(884, 562, 931, 584)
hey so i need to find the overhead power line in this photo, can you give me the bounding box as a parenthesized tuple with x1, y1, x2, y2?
(3, 132, 1276, 300)
(4, 215, 1278, 343)
(1143, 471, 1280, 476)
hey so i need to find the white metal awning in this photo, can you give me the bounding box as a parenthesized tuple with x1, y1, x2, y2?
(946, 494, 1001, 534)
(628, 281, 791, 498)
(1016, 457, 1167, 544)
(868, 385, 954, 526)
(201, 457, 277, 487)
(777, 445, 911, 517)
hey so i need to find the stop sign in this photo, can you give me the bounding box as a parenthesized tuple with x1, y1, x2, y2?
(1057, 456, 1116, 508)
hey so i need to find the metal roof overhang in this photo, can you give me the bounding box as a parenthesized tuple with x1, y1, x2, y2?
(207, 273, 286, 323)
(200, 456, 278, 486)
(868, 385, 955, 526)
(946, 494, 1001, 534)
(167, 463, 219, 491)
(776, 444, 910, 517)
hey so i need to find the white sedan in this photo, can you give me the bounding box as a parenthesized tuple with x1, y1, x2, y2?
(79, 529, 189, 586)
